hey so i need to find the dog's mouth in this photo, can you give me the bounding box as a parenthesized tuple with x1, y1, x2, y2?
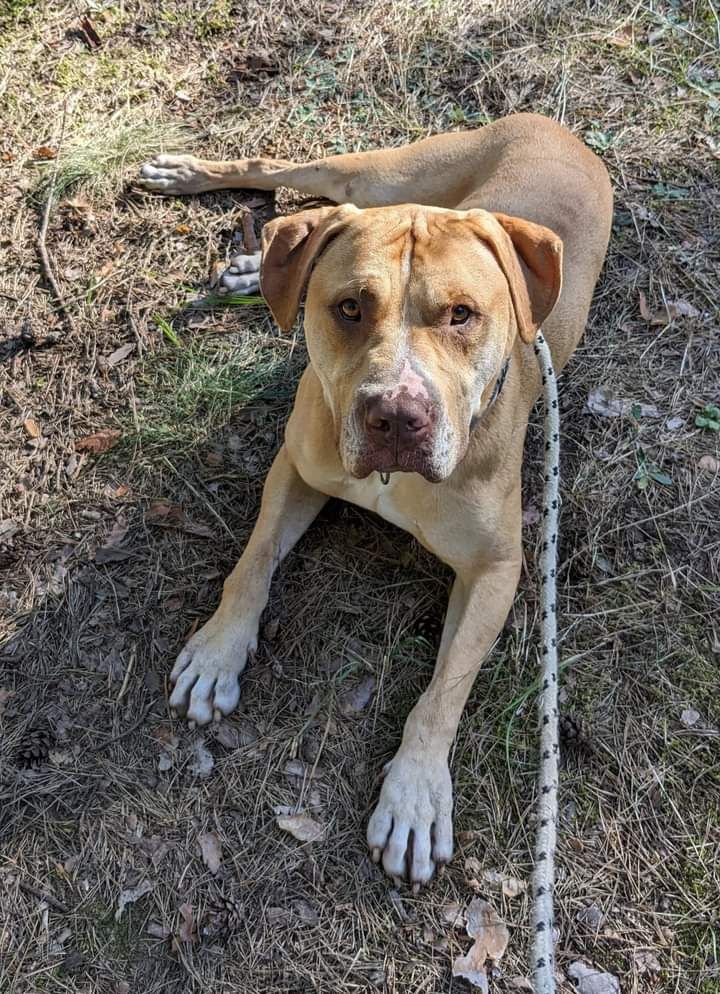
(352, 447, 443, 483)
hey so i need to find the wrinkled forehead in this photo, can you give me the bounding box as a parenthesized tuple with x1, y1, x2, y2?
(311, 206, 507, 303)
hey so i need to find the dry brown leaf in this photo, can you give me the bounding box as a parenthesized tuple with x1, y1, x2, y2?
(76, 429, 121, 454)
(146, 921, 171, 939)
(115, 879, 154, 920)
(178, 903, 196, 944)
(639, 290, 700, 326)
(634, 950, 662, 974)
(23, 418, 41, 438)
(189, 740, 215, 777)
(106, 343, 134, 366)
(0, 688, 14, 715)
(501, 875, 526, 899)
(174, 224, 191, 234)
(452, 898, 509, 991)
(35, 145, 57, 159)
(699, 455, 719, 473)
(341, 675, 377, 713)
(95, 519, 130, 564)
(145, 501, 214, 539)
(96, 259, 115, 279)
(198, 831, 222, 874)
(276, 813, 325, 843)
(568, 961, 620, 994)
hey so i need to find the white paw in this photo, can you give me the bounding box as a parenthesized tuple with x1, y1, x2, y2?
(217, 251, 262, 296)
(169, 614, 256, 725)
(138, 154, 210, 195)
(366, 749, 453, 886)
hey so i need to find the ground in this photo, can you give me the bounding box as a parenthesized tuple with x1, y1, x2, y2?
(0, 1, 719, 992)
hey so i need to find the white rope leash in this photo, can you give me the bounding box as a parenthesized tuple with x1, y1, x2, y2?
(530, 330, 561, 994)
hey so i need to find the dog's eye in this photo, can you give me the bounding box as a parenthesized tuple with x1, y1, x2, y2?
(338, 298, 361, 322)
(450, 304, 471, 325)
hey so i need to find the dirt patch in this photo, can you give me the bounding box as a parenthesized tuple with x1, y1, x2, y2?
(1, 2, 718, 992)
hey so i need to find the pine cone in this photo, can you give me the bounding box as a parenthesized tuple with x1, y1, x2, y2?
(203, 895, 242, 941)
(559, 714, 589, 747)
(16, 724, 54, 769)
(413, 612, 445, 645)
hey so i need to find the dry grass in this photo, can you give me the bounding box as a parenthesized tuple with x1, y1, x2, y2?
(1, 1, 719, 991)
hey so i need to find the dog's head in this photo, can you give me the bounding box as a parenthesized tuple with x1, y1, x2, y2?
(261, 203, 562, 482)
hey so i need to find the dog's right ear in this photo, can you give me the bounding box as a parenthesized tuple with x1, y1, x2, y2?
(260, 205, 359, 332)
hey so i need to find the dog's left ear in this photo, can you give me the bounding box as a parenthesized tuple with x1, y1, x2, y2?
(260, 204, 360, 331)
(469, 210, 563, 344)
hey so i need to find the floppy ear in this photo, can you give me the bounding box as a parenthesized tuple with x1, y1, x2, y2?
(468, 210, 563, 344)
(260, 205, 359, 331)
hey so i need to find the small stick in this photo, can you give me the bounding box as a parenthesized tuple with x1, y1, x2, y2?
(116, 645, 137, 702)
(37, 103, 76, 334)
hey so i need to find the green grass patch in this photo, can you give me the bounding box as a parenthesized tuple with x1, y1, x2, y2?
(32, 113, 191, 202)
(131, 332, 288, 457)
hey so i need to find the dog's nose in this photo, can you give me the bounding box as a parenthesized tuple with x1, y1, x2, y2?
(365, 396, 432, 447)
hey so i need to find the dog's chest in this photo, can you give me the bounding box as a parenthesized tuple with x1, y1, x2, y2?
(337, 474, 419, 534)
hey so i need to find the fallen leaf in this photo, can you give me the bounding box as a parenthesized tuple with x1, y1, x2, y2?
(174, 223, 191, 234)
(178, 902, 195, 944)
(35, 145, 57, 159)
(106, 343, 134, 366)
(97, 260, 115, 279)
(145, 501, 214, 539)
(522, 502, 540, 526)
(567, 961, 620, 994)
(23, 417, 41, 438)
(157, 753, 173, 772)
(576, 903, 604, 929)
(214, 718, 260, 749)
(665, 415, 684, 430)
(115, 879, 154, 920)
(292, 898, 319, 925)
(509, 979, 534, 991)
(198, 831, 222, 874)
(0, 688, 14, 716)
(76, 429, 121, 454)
(680, 708, 700, 727)
(587, 388, 659, 419)
(189, 740, 215, 777)
(80, 15, 102, 49)
(95, 519, 130, 564)
(633, 950, 661, 974)
(452, 898, 509, 991)
(639, 290, 699, 325)
(699, 455, 719, 473)
(276, 813, 325, 843)
(341, 675, 377, 713)
(501, 876, 526, 899)
(441, 902, 466, 928)
(284, 758, 319, 779)
(146, 921, 171, 939)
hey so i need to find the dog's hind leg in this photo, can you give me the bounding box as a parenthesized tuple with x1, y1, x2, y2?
(138, 127, 500, 209)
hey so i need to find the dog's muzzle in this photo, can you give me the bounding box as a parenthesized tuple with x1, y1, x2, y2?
(355, 391, 438, 478)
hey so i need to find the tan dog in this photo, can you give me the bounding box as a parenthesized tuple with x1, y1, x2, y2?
(140, 113, 612, 885)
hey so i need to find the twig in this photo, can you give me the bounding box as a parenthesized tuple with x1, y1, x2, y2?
(37, 103, 76, 334)
(19, 880, 71, 914)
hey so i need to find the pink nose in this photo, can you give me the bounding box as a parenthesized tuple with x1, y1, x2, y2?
(365, 395, 432, 448)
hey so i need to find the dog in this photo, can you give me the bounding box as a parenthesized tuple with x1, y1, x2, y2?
(139, 113, 612, 886)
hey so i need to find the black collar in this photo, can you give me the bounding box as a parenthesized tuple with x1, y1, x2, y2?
(488, 356, 511, 408)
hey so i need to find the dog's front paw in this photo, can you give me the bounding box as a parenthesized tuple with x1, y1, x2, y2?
(366, 748, 453, 887)
(217, 251, 262, 296)
(169, 614, 256, 725)
(138, 154, 211, 194)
